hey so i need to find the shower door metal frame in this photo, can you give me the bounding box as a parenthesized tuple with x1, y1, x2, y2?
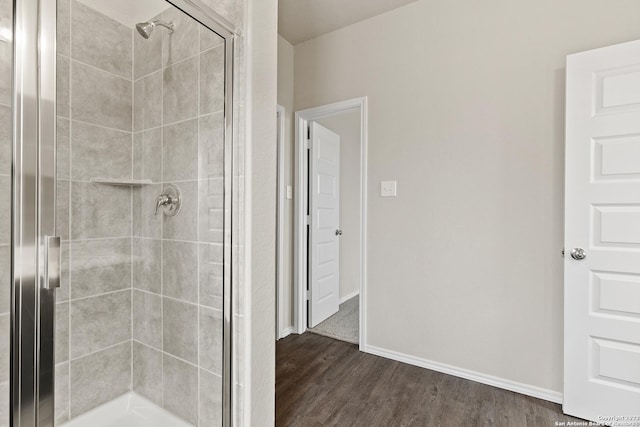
(10, 0, 239, 425)
(12, 0, 58, 425)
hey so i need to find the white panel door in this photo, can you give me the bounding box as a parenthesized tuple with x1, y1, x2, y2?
(565, 39, 640, 422)
(309, 122, 341, 327)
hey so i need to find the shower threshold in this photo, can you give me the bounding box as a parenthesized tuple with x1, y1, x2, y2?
(60, 392, 193, 427)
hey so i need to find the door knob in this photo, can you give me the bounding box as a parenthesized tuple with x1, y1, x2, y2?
(335, 229, 343, 236)
(570, 248, 586, 260)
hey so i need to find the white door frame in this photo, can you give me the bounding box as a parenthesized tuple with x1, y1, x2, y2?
(294, 97, 368, 350)
(276, 104, 287, 339)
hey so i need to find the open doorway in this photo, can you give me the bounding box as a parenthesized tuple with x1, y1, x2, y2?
(283, 98, 368, 348)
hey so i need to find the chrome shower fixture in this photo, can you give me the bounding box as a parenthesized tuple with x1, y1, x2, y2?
(135, 20, 175, 39)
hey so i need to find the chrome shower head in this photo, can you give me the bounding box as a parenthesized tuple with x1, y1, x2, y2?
(135, 21, 154, 39)
(136, 20, 175, 39)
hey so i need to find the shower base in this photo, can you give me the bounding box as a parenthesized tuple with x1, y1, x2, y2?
(61, 392, 192, 427)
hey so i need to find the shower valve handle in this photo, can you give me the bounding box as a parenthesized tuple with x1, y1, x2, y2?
(154, 184, 182, 217)
(154, 194, 171, 215)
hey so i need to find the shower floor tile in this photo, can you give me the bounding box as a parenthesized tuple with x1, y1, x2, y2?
(61, 392, 192, 427)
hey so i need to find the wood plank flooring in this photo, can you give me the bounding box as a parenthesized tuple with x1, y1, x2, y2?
(276, 333, 583, 427)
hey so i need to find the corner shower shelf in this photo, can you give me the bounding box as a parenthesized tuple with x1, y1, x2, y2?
(90, 178, 153, 187)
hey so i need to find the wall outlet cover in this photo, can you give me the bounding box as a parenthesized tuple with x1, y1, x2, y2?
(381, 180, 397, 197)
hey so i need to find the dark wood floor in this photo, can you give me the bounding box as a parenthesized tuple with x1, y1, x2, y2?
(276, 333, 583, 427)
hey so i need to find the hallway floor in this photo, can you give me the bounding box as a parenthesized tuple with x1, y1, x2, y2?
(308, 296, 359, 344)
(276, 333, 583, 427)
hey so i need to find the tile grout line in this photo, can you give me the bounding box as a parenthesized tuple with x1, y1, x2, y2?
(130, 24, 135, 396)
(135, 108, 225, 134)
(58, 177, 225, 186)
(132, 41, 225, 84)
(62, 235, 225, 246)
(160, 13, 165, 411)
(133, 339, 222, 379)
(67, 0, 73, 419)
(68, 117, 132, 136)
(67, 56, 132, 84)
(134, 287, 223, 311)
(60, 235, 143, 243)
(66, 287, 131, 304)
(197, 26, 202, 427)
(68, 339, 131, 364)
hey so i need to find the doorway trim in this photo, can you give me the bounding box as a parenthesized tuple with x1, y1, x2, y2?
(276, 105, 288, 339)
(294, 97, 368, 351)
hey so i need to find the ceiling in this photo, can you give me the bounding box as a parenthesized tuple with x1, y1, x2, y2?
(279, 0, 419, 45)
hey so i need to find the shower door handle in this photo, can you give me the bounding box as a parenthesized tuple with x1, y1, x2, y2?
(39, 0, 59, 287)
(42, 236, 61, 289)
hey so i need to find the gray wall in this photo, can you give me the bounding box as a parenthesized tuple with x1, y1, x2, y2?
(246, 0, 278, 423)
(291, 0, 640, 395)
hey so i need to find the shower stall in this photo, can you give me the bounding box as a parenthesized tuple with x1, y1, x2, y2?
(1, 0, 239, 425)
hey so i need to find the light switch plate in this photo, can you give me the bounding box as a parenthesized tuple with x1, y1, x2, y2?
(381, 181, 397, 197)
(286, 185, 293, 200)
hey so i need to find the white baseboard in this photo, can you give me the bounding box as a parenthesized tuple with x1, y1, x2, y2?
(339, 290, 360, 305)
(278, 326, 294, 340)
(363, 344, 563, 404)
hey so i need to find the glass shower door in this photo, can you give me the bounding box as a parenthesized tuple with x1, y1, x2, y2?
(53, 0, 234, 426)
(6, 0, 236, 426)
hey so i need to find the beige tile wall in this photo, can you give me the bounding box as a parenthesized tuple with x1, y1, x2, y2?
(131, 5, 227, 425)
(55, 0, 134, 423)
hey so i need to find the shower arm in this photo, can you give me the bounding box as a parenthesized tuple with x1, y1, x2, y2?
(153, 20, 175, 33)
